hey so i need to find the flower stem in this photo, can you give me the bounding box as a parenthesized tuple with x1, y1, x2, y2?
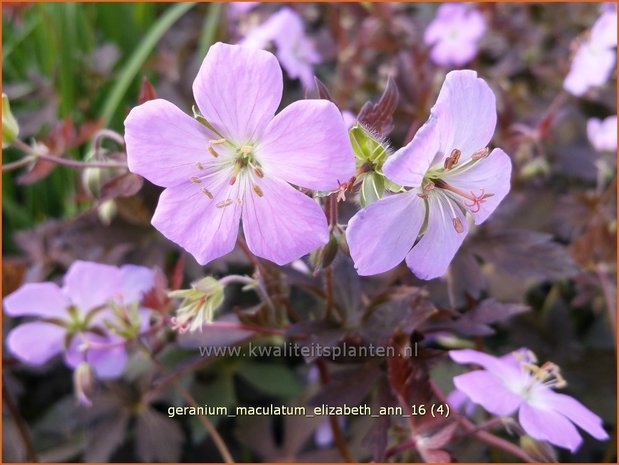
(4, 138, 128, 171)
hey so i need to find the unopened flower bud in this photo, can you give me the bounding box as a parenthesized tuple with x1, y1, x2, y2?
(310, 234, 339, 270)
(73, 362, 95, 407)
(169, 277, 225, 332)
(2, 93, 19, 148)
(348, 123, 390, 166)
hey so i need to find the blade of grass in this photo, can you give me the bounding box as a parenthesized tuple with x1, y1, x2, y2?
(99, 2, 195, 128)
(196, 2, 223, 62)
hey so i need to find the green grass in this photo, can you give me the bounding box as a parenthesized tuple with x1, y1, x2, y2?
(1, 3, 222, 253)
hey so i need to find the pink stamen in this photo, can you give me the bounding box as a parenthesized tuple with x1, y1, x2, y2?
(463, 189, 494, 213)
(434, 179, 494, 214)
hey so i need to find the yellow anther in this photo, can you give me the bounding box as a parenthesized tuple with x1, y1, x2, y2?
(209, 138, 226, 145)
(208, 146, 219, 158)
(444, 148, 461, 170)
(471, 147, 490, 160)
(452, 218, 464, 233)
(252, 184, 264, 197)
(254, 166, 264, 178)
(240, 145, 253, 155)
(196, 162, 205, 170)
(190, 176, 202, 184)
(216, 199, 234, 208)
(200, 188, 213, 199)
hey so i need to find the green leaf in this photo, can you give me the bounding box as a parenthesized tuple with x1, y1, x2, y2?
(2, 93, 19, 148)
(238, 361, 304, 398)
(360, 172, 385, 207)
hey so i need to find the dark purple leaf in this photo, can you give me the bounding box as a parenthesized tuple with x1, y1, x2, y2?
(357, 76, 399, 137)
(99, 172, 144, 201)
(471, 229, 579, 280)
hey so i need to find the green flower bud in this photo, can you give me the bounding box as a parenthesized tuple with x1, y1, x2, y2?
(349, 123, 389, 166)
(2, 93, 19, 148)
(169, 277, 225, 332)
(310, 233, 339, 270)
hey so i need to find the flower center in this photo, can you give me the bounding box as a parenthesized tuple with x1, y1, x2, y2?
(419, 146, 495, 231)
(514, 349, 567, 393)
(190, 138, 266, 208)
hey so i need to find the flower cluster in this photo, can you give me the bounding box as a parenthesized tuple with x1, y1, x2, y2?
(3, 261, 154, 379)
(564, 6, 617, 96)
(450, 348, 609, 452)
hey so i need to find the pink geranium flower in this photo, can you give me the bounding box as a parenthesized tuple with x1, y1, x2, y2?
(424, 3, 486, 67)
(241, 8, 321, 89)
(3, 261, 154, 378)
(125, 43, 354, 266)
(587, 115, 617, 152)
(347, 70, 511, 280)
(450, 348, 609, 452)
(564, 9, 617, 96)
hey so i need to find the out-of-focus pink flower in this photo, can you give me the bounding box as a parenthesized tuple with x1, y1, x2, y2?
(347, 70, 511, 280)
(240, 8, 321, 89)
(424, 3, 486, 67)
(125, 43, 354, 266)
(228, 1, 259, 19)
(587, 115, 617, 152)
(450, 348, 609, 452)
(564, 10, 617, 96)
(3, 261, 154, 379)
(447, 389, 477, 417)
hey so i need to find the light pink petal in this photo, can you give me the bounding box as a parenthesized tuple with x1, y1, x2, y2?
(3, 282, 69, 318)
(119, 265, 155, 304)
(347, 192, 425, 275)
(89, 344, 128, 379)
(430, 39, 478, 67)
(453, 370, 522, 416)
(152, 169, 242, 266)
(591, 10, 617, 49)
(442, 148, 512, 224)
(63, 261, 122, 314)
(7, 322, 65, 365)
(587, 116, 617, 152)
(257, 100, 355, 191)
(193, 42, 283, 142)
(532, 390, 609, 441)
(449, 349, 523, 383)
(125, 99, 219, 188)
(405, 193, 468, 280)
(431, 70, 496, 163)
(383, 116, 440, 188)
(519, 403, 583, 452)
(65, 332, 128, 378)
(563, 43, 616, 96)
(241, 175, 329, 265)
